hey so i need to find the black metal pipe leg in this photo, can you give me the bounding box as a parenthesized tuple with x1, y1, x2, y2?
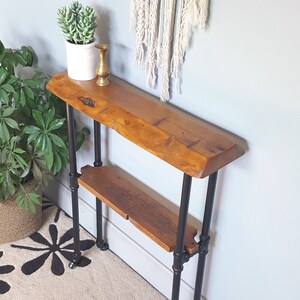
(66, 105, 81, 268)
(94, 120, 109, 251)
(172, 174, 192, 300)
(69, 182, 81, 268)
(96, 199, 109, 250)
(94, 120, 102, 168)
(194, 171, 218, 300)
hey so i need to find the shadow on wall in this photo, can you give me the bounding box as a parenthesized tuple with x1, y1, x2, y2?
(112, 43, 131, 77)
(32, 36, 65, 75)
(1, 28, 64, 76)
(94, 4, 131, 78)
(95, 4, 110, 45)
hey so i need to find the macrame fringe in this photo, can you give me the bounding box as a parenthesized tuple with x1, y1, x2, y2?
(156, 0, 165, 66)
(131, 0, 209, 101)
(145, 0, 160, 88)
(160, 0, 176, 101)
(129, 0, 137, 31)
(134, 0, 146, 64)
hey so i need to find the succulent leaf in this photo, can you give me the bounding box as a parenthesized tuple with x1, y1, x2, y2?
(57, 1, 96, 44)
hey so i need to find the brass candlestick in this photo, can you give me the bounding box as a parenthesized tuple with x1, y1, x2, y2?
(95, 43, 110, 86)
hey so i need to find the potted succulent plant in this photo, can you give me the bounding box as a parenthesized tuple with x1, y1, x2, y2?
(0, 40, 87, 243)
(57, 1, 97, 80)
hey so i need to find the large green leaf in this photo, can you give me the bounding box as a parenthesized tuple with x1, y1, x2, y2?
(41, 135, 48, 153)
(32, 110, 45, 127)
(13, 152, 27, 170)
(20, 162, 31, 178)
(32, 160, 43, 183)
(44, 107, 55, 128)
(23, 79, 41, 89)
(20, 46, 33, 66)
(1, 83, 14, 93)
(0, 69, 8, 85)
(48, 118, 65, 131)
(0, 176, 15, 200)
(16, 187, 40, 213)
(23, 125, 40, 135)
(13, 148, 25, 154)
(19, 88, 26, 106)
(14, 53, 27, 66)
(0, 89, 9, 104)
(4, 118, 19, 130)
(2, 107, 15, 117)
(49, 133, 66, 148)
(0, 41, 4, 55)
(23, 85, 34, 100)
(27, 131, 40, 144)
(52, 151, 62, 174)
(0, 122, 10, 141)
(44, 151, 54, 170)
(0, 147, 6, 163)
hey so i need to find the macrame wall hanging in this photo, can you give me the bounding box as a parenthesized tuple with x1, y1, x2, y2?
(130, 0, 209, 102)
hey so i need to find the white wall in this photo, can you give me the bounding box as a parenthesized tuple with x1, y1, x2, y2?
(1, 1, 300, 299)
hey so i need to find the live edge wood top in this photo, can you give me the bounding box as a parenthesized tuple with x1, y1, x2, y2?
(47, 72, 244, 178)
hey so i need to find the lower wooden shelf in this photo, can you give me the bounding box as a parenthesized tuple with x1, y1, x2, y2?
(78, 165, 199, 255)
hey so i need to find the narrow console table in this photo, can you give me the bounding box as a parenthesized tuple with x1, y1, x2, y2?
(47, 72, 244, 300)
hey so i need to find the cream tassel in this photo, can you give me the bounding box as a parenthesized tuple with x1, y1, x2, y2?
(171, 0, 186, 92)
(171, 0, 209, 92)
(160, 0, 176, 101)
(134, 0, 146, 64)
(197, 0, 209, 29)
(156, 0, 165, 66)
(145, 0, 160, 88)
(143, 0, 150, 50)
(129, 0, 138, 31)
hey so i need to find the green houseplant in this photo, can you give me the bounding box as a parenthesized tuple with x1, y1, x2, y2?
(0, 40, 86, 215)
(57, 1, 98, 80)
(57, 1, 96, 45)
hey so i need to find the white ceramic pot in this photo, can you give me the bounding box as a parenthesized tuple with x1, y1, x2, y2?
(65, 40, 97, 81)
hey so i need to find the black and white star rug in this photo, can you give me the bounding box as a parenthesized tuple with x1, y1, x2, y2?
(0, 201, 165, 299)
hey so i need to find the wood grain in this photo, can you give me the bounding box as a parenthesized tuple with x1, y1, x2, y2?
(47, 72, 244, 178)
(78, 165, 199, 255)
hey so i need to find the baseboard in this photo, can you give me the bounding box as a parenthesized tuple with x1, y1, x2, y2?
(45, 179, 204, 300)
